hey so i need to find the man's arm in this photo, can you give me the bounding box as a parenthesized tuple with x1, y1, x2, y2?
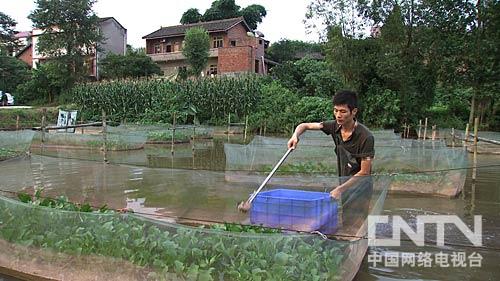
(287, 122, 323, 149)
(330, 157, 372, 199)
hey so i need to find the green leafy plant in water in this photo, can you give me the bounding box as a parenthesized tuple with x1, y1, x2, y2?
(0, 193, 345, 280)
(259, 161, 336, 174)
(210, 222, 282, 234)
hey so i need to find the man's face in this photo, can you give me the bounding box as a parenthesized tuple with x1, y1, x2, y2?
(334, 104, 357, 126)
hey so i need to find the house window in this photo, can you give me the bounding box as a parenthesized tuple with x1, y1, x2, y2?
(166, 44, 172, 53)
(212, 36, 223, 48)
(230, 40, 236, 47)
(255, 60, 260, 73)
(259, 39, 263, 45)
(154, 44, 162, 53)
(208, 64, 218, 75)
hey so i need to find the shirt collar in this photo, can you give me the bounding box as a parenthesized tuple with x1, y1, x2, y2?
(335, 119, 358, 133)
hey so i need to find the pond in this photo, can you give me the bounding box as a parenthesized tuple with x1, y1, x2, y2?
(0, 133, 498, 280)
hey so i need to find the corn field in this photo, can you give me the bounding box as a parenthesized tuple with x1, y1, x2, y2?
(71, 75, 265, 124)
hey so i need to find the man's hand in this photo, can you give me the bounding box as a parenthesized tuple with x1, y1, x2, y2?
(330, 187, 342, 200)
(287, 135, 299, 149)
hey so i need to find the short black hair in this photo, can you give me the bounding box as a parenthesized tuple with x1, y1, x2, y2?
(333, 90, 358, 112)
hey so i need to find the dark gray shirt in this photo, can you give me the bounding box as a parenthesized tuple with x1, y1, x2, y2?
(321, 120, 375, 177)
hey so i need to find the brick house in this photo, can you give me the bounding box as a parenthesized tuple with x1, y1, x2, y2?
(15, 17, 127, 80)
(142, 17, 270, 76)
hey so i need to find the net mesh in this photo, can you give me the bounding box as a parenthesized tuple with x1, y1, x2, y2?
(0, 125, 477, 280)
(0, 130, 35, 159)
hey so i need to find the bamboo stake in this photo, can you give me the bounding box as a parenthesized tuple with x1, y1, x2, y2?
(244, 115, 248, 142)
(423, 118, 428, 140)
(102, 110, 108, 163)
(472, 117, 479, 182)
(451, 128, 455, 148)
(464, 123, 470, 144)
(192, 124, 195, 151)
(418, 120, 422, 139)
(171, 112, 176, 154)
(81, 115, 84, 134)
(41, 108, 46, 145)
(16, 115, 19, 130)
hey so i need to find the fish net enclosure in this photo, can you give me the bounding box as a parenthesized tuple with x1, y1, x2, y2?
(0, 165, 389, 281)
(225, 133, 468, 197)
(31, 127, 147, 151)
(108, 124, 214, 144)
(439, 128, 500, 154)
(0, 130, 36, 160)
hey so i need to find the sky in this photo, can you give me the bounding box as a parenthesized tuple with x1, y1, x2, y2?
(2, 0, 320, 48)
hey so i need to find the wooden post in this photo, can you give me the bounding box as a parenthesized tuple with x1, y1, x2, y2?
(418, 120, 422, 139)
(171, 112, 176, 154)
(451, 128, 455, 147)
(41, 108, 46, 145)
(16, 115, 19, 130)
(227, 113, 231, 135)
(263, 120, 267, 136)
(464, 123, 470, 144)
(472, 117, 479, 181)
(81, 115, 85, 134)
(431, 125, 436, 140)
(102, 109, 108, 163)
(192, 125, 195, 151)
(244, 115, 248, 142)
(65, 111, 71, 133)
(423, 118, 428, 140)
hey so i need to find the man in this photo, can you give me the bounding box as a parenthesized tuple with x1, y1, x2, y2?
(287, 90, 374, 225)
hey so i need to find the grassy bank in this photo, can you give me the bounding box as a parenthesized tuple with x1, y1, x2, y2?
(0, 108, 58, 130)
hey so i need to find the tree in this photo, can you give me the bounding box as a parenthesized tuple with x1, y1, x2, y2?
(28, 0, 102, 78)
(99, 51, 163, 80)
(182, 0, 267, 30)
(182, 27, 210, 77)
(16, 60, 73, 104)
(240, 4, 267, 30)
(305, 0, 367, 39)
(181, 8, 203, 24)
(0, 12, 20, 55)
(0, 55, 30, 93)
(266, 39, 322, 63)
(203, 0, 240, 22)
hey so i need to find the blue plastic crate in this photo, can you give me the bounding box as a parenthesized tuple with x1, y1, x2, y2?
(250, 189, 338, 234)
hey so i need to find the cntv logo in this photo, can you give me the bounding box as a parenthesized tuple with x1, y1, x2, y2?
(368, 215, 482, 247)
